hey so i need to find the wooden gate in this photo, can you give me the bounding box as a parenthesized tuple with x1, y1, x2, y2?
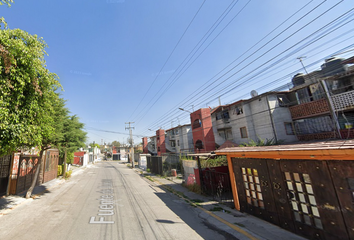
(232, 158, 351, 240)
(0, 155, 11, 197)
(16, 155, 39, 194)
(43, 150, 59, 183)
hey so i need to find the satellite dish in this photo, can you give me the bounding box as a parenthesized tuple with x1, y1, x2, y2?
(250, 90, 258, 97)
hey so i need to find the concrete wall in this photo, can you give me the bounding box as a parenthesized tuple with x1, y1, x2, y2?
(182, 160, 197, 185)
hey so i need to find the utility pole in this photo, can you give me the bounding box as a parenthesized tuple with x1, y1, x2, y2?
(297, 56, 309, 74)
(125, 122, 135, 168)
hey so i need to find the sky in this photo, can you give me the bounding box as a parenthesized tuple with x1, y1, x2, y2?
(2, 0, 354, 146)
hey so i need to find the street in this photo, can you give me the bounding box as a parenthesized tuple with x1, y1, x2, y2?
(0, 162, 236, 240)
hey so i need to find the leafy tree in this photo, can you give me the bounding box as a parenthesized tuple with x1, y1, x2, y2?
(89, 142, 100, 148)
(111, 140, 120, 147)
(25, 95, 67, 198)
(59, 115, 87, 177)
(0, 27, 61, 156)
(0, 0, 13, 7)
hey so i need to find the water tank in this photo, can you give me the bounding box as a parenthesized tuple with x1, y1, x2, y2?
(292, 73, 305, 86)
(321, 57, 347, 77)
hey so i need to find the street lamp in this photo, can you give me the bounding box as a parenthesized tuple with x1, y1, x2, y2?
(178, 107, 192, 113)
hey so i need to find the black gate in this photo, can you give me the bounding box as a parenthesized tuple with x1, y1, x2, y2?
(0, 155, 11, 197)
(202, 168, 233, 205)
(232, 158, 351, 240)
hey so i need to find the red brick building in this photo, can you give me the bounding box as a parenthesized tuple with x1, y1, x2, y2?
(156, 129, 166, 156)
(190, 108, 215, 153)
(142, 137, 148, 154)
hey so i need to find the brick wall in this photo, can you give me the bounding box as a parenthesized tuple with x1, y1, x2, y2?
(297, 132, 339, 141)
(191, 108, 216, 153)
(290, 98, 330, 119)
(156, 129, 166, 156)
(142, 137, 148, 153)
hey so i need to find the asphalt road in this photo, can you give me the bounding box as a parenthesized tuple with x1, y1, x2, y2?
(0, 161, 236, 240)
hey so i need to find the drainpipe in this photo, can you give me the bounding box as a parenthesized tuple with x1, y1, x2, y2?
(266, 95, 278, 142)
(321, 80, 342, 139)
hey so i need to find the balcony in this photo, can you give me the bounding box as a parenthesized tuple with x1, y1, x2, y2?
(331, 90, 354, 111)
(289, 98, 330, 119)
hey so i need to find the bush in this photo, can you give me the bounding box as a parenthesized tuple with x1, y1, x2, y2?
(65, 170, 72, 178)
(57, 165, 63, 176)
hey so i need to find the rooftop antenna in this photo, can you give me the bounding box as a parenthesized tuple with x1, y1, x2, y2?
(297, 56, 309, 74)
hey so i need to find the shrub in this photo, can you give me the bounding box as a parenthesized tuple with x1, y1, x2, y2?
(57, 165, 63, 176)
(65, 170, 72, 179)
(183, 183, 202, 194)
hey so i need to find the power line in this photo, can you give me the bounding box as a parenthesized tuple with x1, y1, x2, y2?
(129, 0, 206, 120)
(137, 0, 330, 131)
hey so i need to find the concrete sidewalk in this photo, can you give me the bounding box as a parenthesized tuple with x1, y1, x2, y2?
(0, 164, 88, 216)
(133, 168, 307, 240)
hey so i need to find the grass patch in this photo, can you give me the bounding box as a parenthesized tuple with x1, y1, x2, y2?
(191, 199, 204, 203)
(145, 176, 154, 182)
(234, 222, 245, 227)
(210, 206, 224, 212)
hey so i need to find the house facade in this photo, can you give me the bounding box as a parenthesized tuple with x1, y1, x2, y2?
(165, 124, 194, 154)
(211, 92, 297, 147)
(287, 57, 354, 141)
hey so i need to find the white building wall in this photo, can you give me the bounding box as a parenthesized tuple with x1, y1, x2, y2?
(83, 152, 89, 167)
(267, 95, 298, 143)
(248, 96, 275, 140)
(211, 93, 298, 146)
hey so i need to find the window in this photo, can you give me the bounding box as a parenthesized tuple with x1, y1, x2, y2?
(193, 119, 202, 129)
(235, 106, 243, 115)
(285, 122, 295, 135)
(241, 168, 264, 209)
(222, 110, 230, 119)
(177, 140, 180, 146)
(240, 127, 248, 138)
(285, 172, 322, 229)
(170, 140, 176, 147)
(218, 128, 233, 140)
(216, 110, 230, 120)
(195, 140, 204, 149)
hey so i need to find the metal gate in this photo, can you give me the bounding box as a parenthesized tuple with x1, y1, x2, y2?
(202, 168, 233, 205)
(232, 158, 351, 240)
(0, 155, 11, 197)
(16, 155, 39, 194)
